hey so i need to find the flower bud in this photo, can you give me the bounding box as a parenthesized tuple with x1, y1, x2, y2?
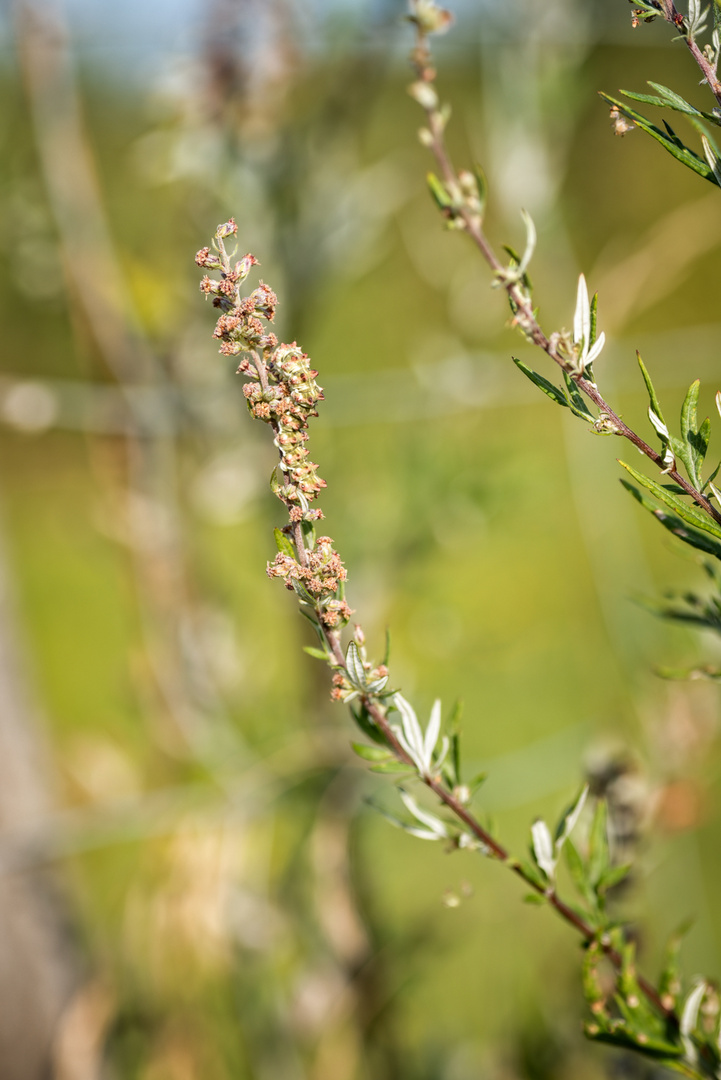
(408, 80, 439, 111)
(216, 219, 238, 239)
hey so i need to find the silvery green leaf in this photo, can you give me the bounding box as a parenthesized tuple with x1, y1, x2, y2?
(531, 819, 556, 880)
(680, 979, 706, 1061)
(371, 800, 439, 836)
(648, 408, 670, 441)
(392, 693, 426, 770)
(555, 785, 589, 852)
(351, 742, 392, 762)
(574, 274, 590, 351)
(584, 331, 606, 368)
(518, 209, 536, 275)
(345, 640, 367, 688)
(424, 699, 442, 771)
(399, 790, 448, 837)
(366, 675, 389, 694)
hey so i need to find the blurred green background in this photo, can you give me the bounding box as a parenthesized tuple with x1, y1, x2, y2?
(2, 0, 721, 1077)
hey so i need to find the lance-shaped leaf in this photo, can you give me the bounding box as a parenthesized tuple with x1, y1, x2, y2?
(371, 797, 444, 839)
(351, 702, 388, 746)
(393, 693, 425, 768)
(619, 462, 721, 541)
(399, 789, 449, 840)
(619, 82, 704, 118)
(427, 171, 453, 210)
(572, 274, 606, 373)
(531, 819, 556, 880)
(274, 527, 296, 558)
(677, 379, 710, 489)
(351, 742, 393, 762)
(703, 134, 721, 185)
(637, 352, 666, 426)
(563, 372, 595, 421)
(621, 479, 721, 561)
(512, 357, 569, 409)
(303, 645, 328, 660)
(518, 209, 537, 276)
(680, 980, 707, 1063)
(345, 640, 367, 688)
(599, 93, 718, 185)
(391, 694, 447, 776)
(555, 785, 589, 854)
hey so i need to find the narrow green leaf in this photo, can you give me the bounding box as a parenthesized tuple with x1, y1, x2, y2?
(649, 81, 705, 116)
(563, 372, 595, 421)
(427, 171, 453, 210)
(274, 527, 296, 558)
(599, 93, 718, 185)
(662, 119, 685, 150)
(515, 858, 548, 892)
(621, 480, 721, 561)
(293, 580, 317, 605)
(637, 351, 665, 425)
(554, 785, 589, 846)
(680, 379, 700, 445)
(448, 699, 463, 787)
(369, 760, 416, 775)
(351, 703, 387, 746)
(351, 742, 392, 762)
(621, 82, 702, 118)
(303, 645, 328, 660)
(596, 862, 633, 893)
(523, 893, 547, 905)
(564, 838, 587, 894)
(692, 416, 711, 479)
(619, 462, 721, 540)
(589, 292, 598, 347)
(512, 357, 568, 408)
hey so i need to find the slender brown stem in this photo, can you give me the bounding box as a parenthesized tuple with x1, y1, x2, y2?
(361, 679, 674, 1020)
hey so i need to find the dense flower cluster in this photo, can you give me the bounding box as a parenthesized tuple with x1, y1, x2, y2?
(197, 222, 326, 509)
(198, 219, 351, 632)
(267, 535, 352, 628)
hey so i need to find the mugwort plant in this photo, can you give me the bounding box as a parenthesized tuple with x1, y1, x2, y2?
(197, 2, 721, 1073)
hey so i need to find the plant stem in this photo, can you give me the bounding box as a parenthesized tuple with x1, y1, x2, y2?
(657, 0, 721, 106)
(412, 29, 721, 530)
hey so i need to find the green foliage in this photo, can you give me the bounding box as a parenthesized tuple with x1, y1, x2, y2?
(599, 92, 719, 185)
